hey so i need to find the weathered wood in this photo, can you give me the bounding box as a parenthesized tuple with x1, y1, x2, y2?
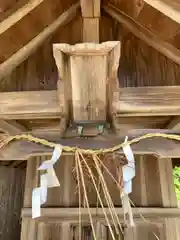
(3, 86, 180, 120)
(144, 0, 180, 24)
(0, 120, 26, 134)
(80, 0, 100, 17)
(22, 207, 180, 219)
(53, 42, 120, 121)
(0, 90, 61, 119)
(83, 18, 99, 42)
(115, 86, 180, 116)
(0, 3, 80, 80)
(0, 0, 44, 35)
(103, 4, 180, 66)
(0, 166, 25, 240)
(1, 129, 180, 160)
(131, 155, 177, 207)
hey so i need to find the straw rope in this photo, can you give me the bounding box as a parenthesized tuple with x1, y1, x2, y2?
(1, 132, 180, 154)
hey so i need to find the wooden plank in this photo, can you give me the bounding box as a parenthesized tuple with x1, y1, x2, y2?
(103, 4, 180, 66)
(21, 207, 180, 219)
(1, 129, 180, 160)
(0, 90, 61, 119)
(0, 3, 80, 80)
(144, 0, 180, 24)
(0, 0, 44, 35)
(114, 86, 180, 116)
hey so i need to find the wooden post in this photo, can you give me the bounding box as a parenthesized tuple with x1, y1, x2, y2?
(80, 0, 100, 43)
(131, 155, 177, 208)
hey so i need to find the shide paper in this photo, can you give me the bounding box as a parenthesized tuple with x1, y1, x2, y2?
(121, 136, 135, 227)
(32, 145, 62, 219)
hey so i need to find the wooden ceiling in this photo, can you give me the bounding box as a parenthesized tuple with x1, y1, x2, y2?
(0, 0, 180, 70)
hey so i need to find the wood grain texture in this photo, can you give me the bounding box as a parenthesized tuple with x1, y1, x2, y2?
(0, 0, 44, 35)
(0, 90, 61, 119)
(53, 42, 120, 121)
(114, 86, 180, 116)
(144, 0, 180, 24)
(0, 3, 80, 80)
(103, 4, 180, 66)
(0, 166, 25, 240)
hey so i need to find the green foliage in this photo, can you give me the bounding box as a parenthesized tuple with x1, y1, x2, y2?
(173, 166, 180, 200)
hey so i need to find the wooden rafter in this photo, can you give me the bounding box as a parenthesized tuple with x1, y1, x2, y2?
(0, 0, 44, 35)
(144, 0, 180, 24)
(0, 2, 80, 80)
(2, 86, 180, 119)
(103, 4, 180, 66)
(0, 120, 26, 134)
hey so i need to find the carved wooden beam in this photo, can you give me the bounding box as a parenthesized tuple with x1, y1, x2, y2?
(2, 86, 180, 119)
(103, 4, 180, 66)
(1, 129, 180, 160)
(144, 0, 180, 24)
(0, 2, 80, 80)
(0, 0, 44, 35)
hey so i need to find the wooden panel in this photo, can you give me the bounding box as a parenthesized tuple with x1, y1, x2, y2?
(0, 166, 25, 240)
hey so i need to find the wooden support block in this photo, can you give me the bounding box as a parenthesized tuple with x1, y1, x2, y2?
(83, 18, 99, 43)
(53, 42, 120, 122)
(80, 0, 100, 17)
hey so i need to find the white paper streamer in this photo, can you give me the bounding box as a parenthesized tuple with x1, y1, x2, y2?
(32, 145, 62, 218)
(121, 136, 135, 226)
(32, 188, 41, 219)
(38, 145, 62, 170)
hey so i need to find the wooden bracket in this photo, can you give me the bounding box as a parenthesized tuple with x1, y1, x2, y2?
(53, 42, 121, 126)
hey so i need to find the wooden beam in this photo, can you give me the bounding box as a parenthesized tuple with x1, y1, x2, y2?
(0, 90, 62, 119)
(0, 0, 44, 35)
(114, 86, 180, 116)
(1, 128, 180, 160)
(22, 207, 180, 219)
(0, 120, 26, 134)
(3, 86, 180, 119)
(103, 4, 180, 66)
(0, 2, 80, 80)
(144, 0, 180, 24)
(80, 0, 100, 42)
